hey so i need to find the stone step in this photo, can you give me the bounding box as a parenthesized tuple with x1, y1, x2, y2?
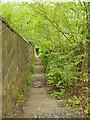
(31, 74, 47, 88)
(35, 60, 43, 65)
(35, 57, 43, 65)
(34, 65, 44, 74)
(23, 87, 85, 118)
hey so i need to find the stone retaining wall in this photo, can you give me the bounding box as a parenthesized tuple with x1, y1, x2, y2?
(0, 17, 34, 116)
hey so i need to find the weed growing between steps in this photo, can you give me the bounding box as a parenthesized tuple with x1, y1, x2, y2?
(16, 75, 31, 105)
(16, 59, 35, 105)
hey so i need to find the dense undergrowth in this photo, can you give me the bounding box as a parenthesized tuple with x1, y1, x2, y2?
(0, 1, 90, 116)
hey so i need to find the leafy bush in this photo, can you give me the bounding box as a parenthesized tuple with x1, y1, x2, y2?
(1, 1, 88, 99)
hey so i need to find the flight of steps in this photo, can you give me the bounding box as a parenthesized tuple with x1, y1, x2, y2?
(31, 57, 47, 88)
(23, 57, 86, 118)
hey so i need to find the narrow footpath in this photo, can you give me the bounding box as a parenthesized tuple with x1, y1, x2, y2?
(23, 57, 85, 118)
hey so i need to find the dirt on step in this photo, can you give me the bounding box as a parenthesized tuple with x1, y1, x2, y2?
(23, 87, 85, 118)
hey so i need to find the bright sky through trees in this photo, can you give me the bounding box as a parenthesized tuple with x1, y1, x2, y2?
(1, 0, 89, 3)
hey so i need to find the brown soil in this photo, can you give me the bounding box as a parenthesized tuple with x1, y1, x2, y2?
(57, 82, 88, 110)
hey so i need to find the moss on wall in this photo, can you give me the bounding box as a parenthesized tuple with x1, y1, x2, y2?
(0, 17, 34, 117)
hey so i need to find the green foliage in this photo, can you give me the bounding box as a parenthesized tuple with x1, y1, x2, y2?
(31, 64, 35, 74)
(68, 97, 82, 106)
(16, 94, 25, 104)
(50, 91, 61, 98)
(0, 1, 88, 108)
(84, 102, 90, 117)
(16, 64, 35, 104)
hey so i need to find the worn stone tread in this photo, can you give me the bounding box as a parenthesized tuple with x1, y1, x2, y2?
(23, 58, 85, 118)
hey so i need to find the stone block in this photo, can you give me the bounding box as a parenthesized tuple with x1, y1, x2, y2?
(0, 69, 1, 79)
(9, 81, 18, 100)
(2, 22, 6, 30)
(0, 20, 6, 31)
(2, 73, 9, 94)
(1, 18, 34, 116)
(2, 28, 14, 57)
(2, 90, 14, 116)
(0, 20, 2, 31)
(0, 32, 2, 49)
(2, 28, 9, 47)
(2, 47, 15, 80)
(2, 28, 10, 62)
(7, 37, 13, 55)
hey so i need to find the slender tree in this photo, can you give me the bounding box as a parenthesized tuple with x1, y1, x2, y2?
(88, 3, 90, 79)
(87, 2, 90, 116)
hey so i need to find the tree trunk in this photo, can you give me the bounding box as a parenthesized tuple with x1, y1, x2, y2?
(87, 2, 90, 116)
(87, 3, 90, 80)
